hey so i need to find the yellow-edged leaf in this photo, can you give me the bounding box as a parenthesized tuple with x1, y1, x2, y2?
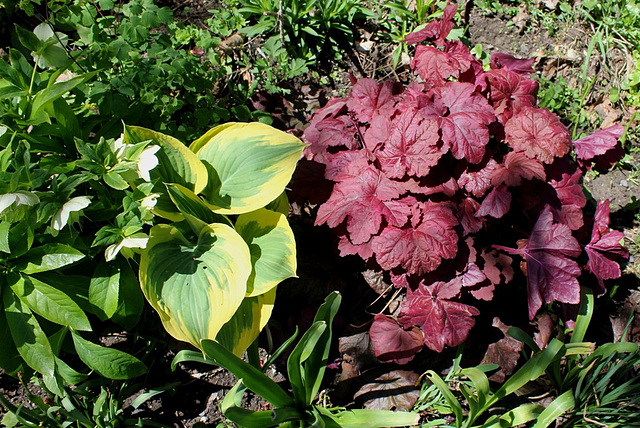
(190, 122, 305, 214)
(139, 223, 251, 348)
(235, 208, 297, 296)
(215, 287, 277, 356)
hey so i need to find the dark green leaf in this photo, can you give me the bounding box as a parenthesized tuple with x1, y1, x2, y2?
(3, 287, 55, 377)
(71, 331, 147, 380)
(201, 339, 294, 408)
(18, 243, 84, 274)
(10, 273, 91, 331)
(89, 260, 120, 320)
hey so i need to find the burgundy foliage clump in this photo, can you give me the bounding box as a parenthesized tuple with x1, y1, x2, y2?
(300, 5, 628, 359)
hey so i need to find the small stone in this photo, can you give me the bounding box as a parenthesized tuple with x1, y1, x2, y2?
(620, 179, 629, 187)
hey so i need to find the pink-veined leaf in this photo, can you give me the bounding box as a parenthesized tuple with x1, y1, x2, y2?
(411, 46, 460, 87)
(573, 125, 624, 160)
(376, 110, 442, 178)
(421, 82, 496, 163)
(338, 235, 374, 259)
(476, 184, 512, 218)
(458, 159, 499, 197)
(549, 169, 586, 230)
(347, 78, 399, 123)
(495, 206, 581, 319)
(315, 164, 413, 245)
(372, 202, 459, 275)
(369, 314, 424, 364)
(585, 200, 628, 293)
(398, 281, 480, 352)
(458, 197, 484, 235)
(505, 106, 571, 164)
(491, 151, 546, 187)
(404, 3, 457, 46)
(490, 52, 536, 74)
(486, 68, 538, 123)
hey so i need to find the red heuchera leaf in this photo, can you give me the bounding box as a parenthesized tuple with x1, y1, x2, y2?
(490, 52, 536, 74)
(496, 206, 582, 319)
(458, 160, 498, 197)
(304, 116, 357, 162)
(492, 152, 546, 187)
(550, 170, 586, 230)
(372, 202, 458, 275)
(369, 314, 424, 364)
(376, 110, 442, 178)
(458, 197, 484, 235)
(411, 46, 460, 87)
(347, 78, 399, 123)
(572, 124, 624, 160)
(315, 163, 413, 245)
(421, 82, 496, 164)
(338, 235, 374, 259)
(405, 3, 457, 46)
(486, 68, 538, 124)
(585, 200, 628, 292)
(323, 150, 369, 181)
(399, 281, 480, 352)
(476, 184, 512, 218)
(481, 248, 514, 286)
(505, 106, 571, 164)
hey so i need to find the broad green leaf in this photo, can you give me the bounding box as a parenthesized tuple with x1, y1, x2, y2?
(490, 339, 564, 407)
(287, 321, 327, 407)
(0, 221, 10, 253)
(481, 403, 543, 428)
(191, 122, 305, 214)
(304, 291, 341, 404)
(166, 183, 232, 226)
(317, 407, 420, 427)
(124, 125, 207, 194)
(0, 303, 24, 376)
(89, 260, 120, 320)
(131, 382, 181, 409)
(139, 223, 251, 348)
(71, 331, 147, 380)
(216, 287, 277, 356)
(18, 243, 84, 274)
(531, 391, 575, 428)
(221, 382, 290, 427)
(3, 287, 55, 377)
(265, 191, 290, 216)
(55, 356, 89, 384)
(112, 259, 144, 329)
(9, 273, 91, 331)
(171, 349, 212, 370)
(30, 73, 96, 122)
(236, 208, 297, 296)
(201, 339, 294, 408)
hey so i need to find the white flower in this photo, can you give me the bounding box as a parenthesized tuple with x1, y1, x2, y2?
(140, 193, 160, 210)
(51, 196, 91, 231)
(105, 233, 149, 262)
(137, 145, 160, 181)
(112, 134, 127, 160)
(0, 191, 39, 214)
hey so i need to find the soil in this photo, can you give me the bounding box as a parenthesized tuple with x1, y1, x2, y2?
(2, 1, 640, 426)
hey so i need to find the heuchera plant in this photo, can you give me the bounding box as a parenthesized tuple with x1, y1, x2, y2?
(301, 4, 628, 361)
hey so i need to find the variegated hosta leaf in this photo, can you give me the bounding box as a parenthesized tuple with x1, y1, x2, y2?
(235, 208, 297, 297)
(139, 223, 251, 348)
(215, 287, 277, 356)
(124, 125, 208, 220)
(190, 122, 305, 215)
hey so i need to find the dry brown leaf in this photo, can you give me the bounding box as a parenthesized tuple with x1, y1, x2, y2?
(354, 370, 420, 410)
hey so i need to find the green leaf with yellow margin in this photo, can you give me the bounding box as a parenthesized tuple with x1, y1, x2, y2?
(235, 208, 297, 297)
(190, 122, 305, 215)
(215, 287, 277, 356)
(124, 125, 208, 221)
(139, 223, 251, 348)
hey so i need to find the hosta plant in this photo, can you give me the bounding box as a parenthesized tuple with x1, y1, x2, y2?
(301, 3, 628, 360)
(129, 122, 305, 355)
